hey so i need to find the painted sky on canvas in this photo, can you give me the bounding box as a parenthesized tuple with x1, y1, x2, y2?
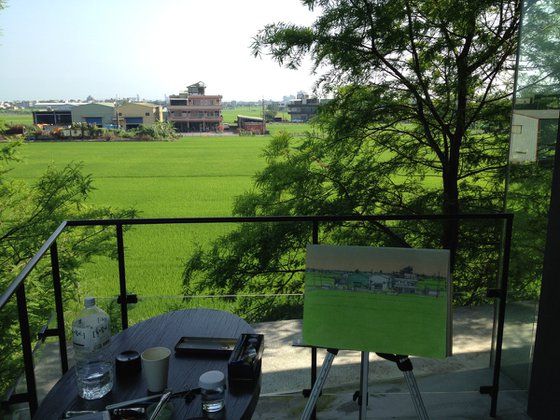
(307, 245, 450, 277)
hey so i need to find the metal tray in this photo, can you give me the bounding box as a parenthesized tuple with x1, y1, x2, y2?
(174, 336, 238, 356)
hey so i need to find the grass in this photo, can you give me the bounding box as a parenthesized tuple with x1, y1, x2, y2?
(7, 135, 276, 322)
(0, 112, 33, 125)
(1, 108, 313, 313)
(221, 106, 263, 124)
(6, 121, 439, 323)
(267, 122, 313, 136)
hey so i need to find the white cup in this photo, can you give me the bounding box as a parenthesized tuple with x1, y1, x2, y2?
(141, 347, 171, 392)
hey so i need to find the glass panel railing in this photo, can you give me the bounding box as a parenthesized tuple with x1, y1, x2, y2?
(0, 308, 25, 401)
(67, 296, 497, 397)
(503, 0, 560, 390)
(2, 214, 516, 417)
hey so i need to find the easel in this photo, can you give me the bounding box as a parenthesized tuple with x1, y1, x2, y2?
(300, 349, 429, 420)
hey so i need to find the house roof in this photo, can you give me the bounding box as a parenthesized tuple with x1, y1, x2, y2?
(119, 102, 159, 109)
(237, 115, 263, 121)
(74, 102, 115, 109)
(514, 109, 560, 119)
(135, 102, 159, 107)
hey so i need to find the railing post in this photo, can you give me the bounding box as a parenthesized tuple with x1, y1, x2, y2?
(116, 223, 129, 330)
(50, 241, 68, 373)
(312, 219, 319, 245)
(16, 284, 38, 415)
(310, 218, 319, 420)
(489, 215, 513, 417)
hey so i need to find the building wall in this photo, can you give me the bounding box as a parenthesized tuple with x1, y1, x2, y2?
(237, 116, 266, 134)
(72, 103, 116, 127)
(168, 92, 223, 132)
(117, 103, 162, 129)
(32, 110, 72, 125)
(240, 121, 266, 135)
(287, 97, 327, 122)
(510, 110, 560, 163)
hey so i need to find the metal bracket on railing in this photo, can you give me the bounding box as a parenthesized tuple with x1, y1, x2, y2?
(480, 385, 495, 395)
(486, 288, 502, 298)
(117, 294, 138, 304)
(2, 390, 30, 409)
(37, 324, 60, 342)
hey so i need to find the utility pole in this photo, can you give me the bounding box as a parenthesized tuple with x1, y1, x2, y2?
(261, 97, 265, 135)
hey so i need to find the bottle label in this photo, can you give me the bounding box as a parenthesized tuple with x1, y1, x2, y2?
(72, 314, 111, 352)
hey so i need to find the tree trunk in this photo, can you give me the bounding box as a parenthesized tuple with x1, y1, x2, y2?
(442, 149, 461, 270)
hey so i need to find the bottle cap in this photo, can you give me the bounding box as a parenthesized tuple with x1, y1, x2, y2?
(84, 296, 95, 307)
(198, 370, 225, 389)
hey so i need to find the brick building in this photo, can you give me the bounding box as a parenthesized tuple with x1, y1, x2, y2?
(168, 82, 223, 132)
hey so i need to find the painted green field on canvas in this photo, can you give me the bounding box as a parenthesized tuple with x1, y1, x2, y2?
(303, 289, 449, 358)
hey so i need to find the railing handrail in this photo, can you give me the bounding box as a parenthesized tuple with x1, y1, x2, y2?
(1, 213, 513, 312)
(0, 221, 68, 310)
(0, 212, 511, 311)
(66, 212, 511, 226)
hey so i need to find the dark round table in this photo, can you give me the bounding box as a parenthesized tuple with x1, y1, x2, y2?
(33, 308, 260, 419)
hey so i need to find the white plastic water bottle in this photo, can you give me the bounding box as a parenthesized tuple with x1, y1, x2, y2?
(72, 297, 114, 400)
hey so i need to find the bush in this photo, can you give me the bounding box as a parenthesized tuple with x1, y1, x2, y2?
(133, 121, 179, 141)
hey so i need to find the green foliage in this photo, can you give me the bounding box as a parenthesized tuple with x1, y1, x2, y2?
(184, 0, 522, 317)
(70, 122, 104, 139)
(517, 0, 560, 95)
(264, 103, 280, 121)
(0, 140, 137, 399)
(26, 121, 178, 142)
(133, 121, 179, 141)
(506, 163, 553, 300)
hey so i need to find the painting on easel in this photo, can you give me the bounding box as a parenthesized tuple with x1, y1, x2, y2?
(303, 244, 452, 358)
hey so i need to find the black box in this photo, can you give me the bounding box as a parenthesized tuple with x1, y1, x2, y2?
(227, 333, 264, 384)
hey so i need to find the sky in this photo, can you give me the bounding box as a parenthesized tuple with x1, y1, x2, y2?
(0, 0, 319, 102)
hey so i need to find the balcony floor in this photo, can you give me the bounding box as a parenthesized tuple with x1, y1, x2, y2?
(250, 304, 532, 419)
(253, 370, 529, 419)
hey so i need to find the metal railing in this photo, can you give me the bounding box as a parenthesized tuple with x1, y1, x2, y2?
(0, 213, 513, 418)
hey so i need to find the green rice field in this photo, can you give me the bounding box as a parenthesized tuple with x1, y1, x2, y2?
(0, 112, 33, 125)
(2, 106, 313, 320)
(6, 135, 278, 320)
(221, 106, 263, 123)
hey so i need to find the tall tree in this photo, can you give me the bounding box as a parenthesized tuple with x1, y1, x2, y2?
(183, 0, 521, 319)
(253, 0, 519, 258)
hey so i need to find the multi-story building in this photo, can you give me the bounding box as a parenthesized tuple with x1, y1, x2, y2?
(287, 93, 328, 123)
(168, 82, 223, 132)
